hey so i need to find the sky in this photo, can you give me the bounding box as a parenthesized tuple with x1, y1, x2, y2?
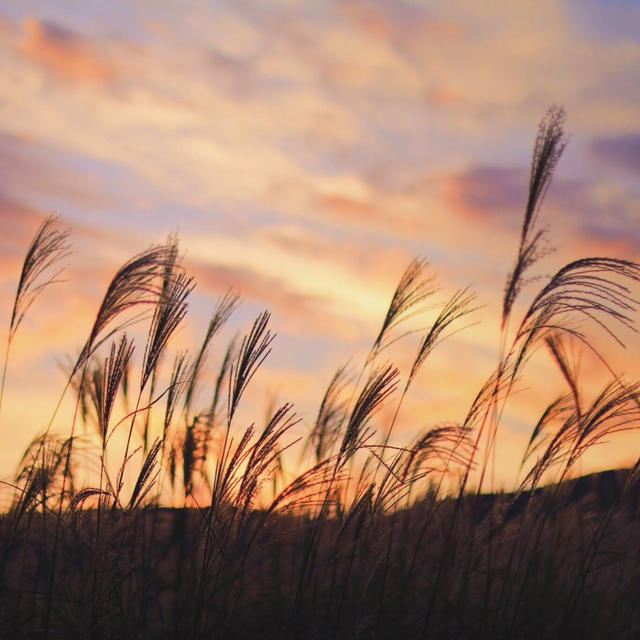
(0, 0, 639, 493)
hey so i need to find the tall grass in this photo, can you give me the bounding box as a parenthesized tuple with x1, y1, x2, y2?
(2, 107, 640, 638)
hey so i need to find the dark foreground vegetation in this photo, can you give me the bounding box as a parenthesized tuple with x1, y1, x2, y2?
(2, 108, 640, 638)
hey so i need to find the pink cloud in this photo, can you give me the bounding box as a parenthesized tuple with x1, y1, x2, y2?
(18, 17, 110, 84)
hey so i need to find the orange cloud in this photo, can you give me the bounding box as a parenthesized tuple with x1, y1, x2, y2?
(340, 2, 393, 41)
(318, 193, 381, 225)
(341, 1, 463, 42)
(426, 86, 462, 107)
(0, 196, 44, 241)
(18, 17, 110, 84)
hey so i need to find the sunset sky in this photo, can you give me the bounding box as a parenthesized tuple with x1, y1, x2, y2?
(1, 0, 639, 490)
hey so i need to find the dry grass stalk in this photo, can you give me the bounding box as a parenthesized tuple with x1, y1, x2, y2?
(502, 105, 567, 328)
(1, 215, 70, 418)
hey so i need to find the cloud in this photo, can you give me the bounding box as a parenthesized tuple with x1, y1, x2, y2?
(0, 196, 52, 281)
(0, 132, 158, 236)
(17, 17, 110, 84)
(0, 196, 44, 242)
(261, 221, 410, 276)
(439, 158, 640, 255)
(441, 164, 527, 231)
(425, 86, 463, 107)
(188, 259, 325, 316)
(591, 133, 640, 175)
(316, 193, 386, 226)
(340, 0, 464, 43)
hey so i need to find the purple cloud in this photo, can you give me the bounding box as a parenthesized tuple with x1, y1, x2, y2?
(443, 165, 527, 227)
(591, 134, 640, 175)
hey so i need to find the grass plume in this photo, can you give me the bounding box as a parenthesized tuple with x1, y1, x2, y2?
(502, 105, 567, 329)
(0, 215, 70, 418)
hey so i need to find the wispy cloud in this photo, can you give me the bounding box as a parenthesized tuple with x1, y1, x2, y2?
(441, 165, 526, 227)
(591, 133, 640, 175)
(17, 17, 111, 84)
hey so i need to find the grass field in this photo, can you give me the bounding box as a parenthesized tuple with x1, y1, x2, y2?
(2, 107, 640, 638)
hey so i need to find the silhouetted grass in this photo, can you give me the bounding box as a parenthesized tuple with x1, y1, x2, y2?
(2, 108, 640, 639)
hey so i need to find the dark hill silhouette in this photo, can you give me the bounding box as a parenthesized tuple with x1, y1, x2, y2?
(469, 467, 637, 526)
